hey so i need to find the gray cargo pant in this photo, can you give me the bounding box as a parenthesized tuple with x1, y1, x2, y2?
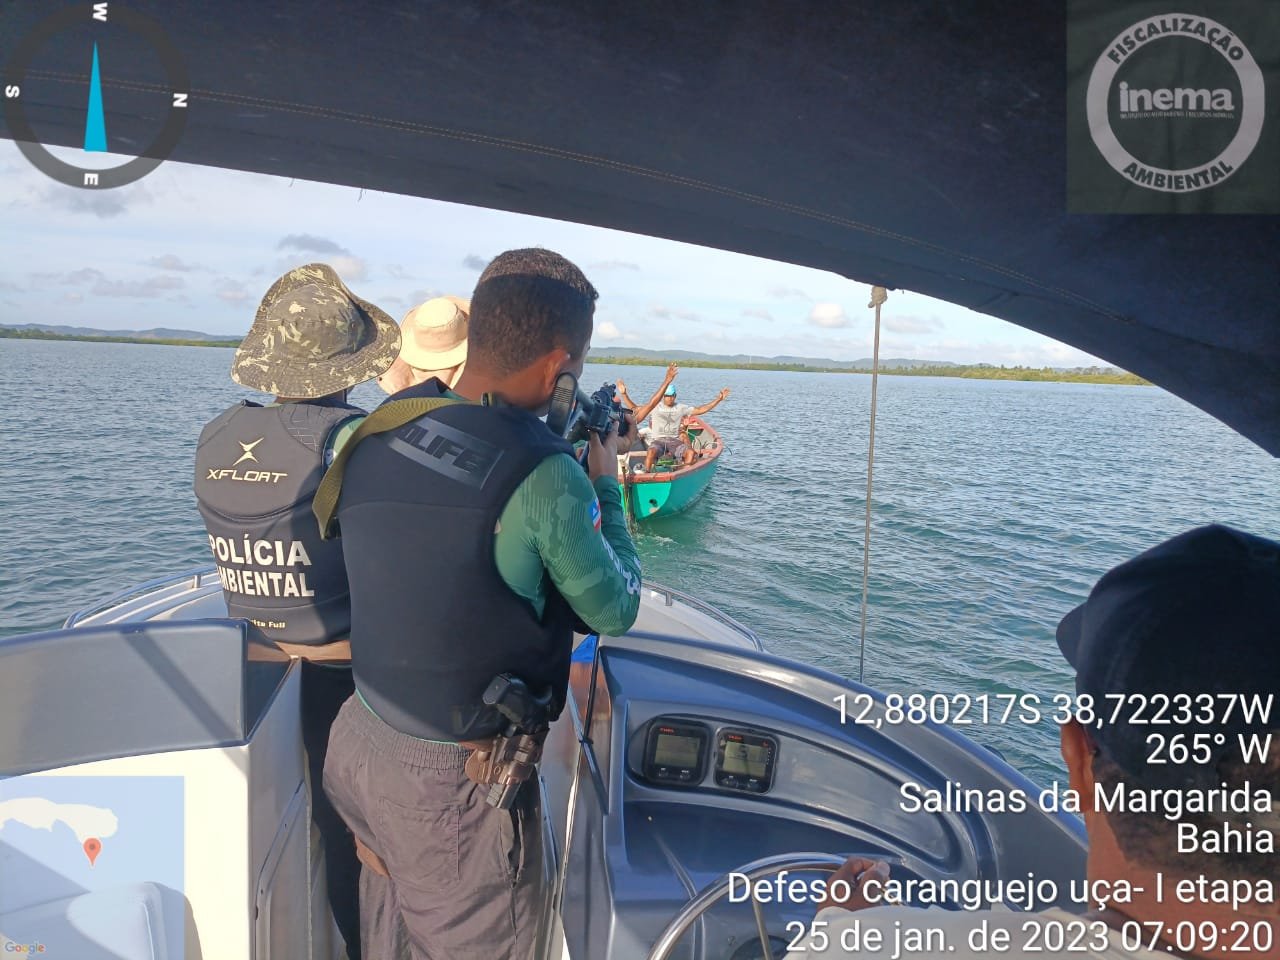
(323, 695, 545, 960)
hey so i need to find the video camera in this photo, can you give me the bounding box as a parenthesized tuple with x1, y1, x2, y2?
(546, 374, 631, 444)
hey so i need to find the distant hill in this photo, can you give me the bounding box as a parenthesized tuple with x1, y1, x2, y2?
(589, 345, 1132, 374)
(590, 346, 955, 370)
(0, 324, 1143, 383)
(0, 322, 239, 342)
(588, 346, 1146, 384)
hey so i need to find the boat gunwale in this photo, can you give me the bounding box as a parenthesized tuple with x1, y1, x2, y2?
(61, 568, 763, 651)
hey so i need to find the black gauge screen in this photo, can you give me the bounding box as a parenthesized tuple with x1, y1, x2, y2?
(714, 730, 778, 793)
(720, 739, 770, 778)
(642, 720, 708, 787)
(653, 732, 702, 768)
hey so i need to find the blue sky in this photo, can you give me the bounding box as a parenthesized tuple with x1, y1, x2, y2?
(0, 140, 1106, 367)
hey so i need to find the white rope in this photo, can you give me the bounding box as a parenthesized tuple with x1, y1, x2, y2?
(858, 286, 887, 684)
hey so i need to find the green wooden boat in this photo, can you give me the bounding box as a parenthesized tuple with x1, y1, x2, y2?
(619, 418, 723, 521)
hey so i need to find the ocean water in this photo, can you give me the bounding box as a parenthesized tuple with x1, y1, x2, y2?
(2, 338, 1277, 785)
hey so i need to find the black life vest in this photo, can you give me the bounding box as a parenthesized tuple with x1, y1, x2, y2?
(336, 379, 577, 741)
(194, 399, 363, 645)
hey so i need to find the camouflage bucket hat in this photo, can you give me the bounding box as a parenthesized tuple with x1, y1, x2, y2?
(231, 262, 402, 398)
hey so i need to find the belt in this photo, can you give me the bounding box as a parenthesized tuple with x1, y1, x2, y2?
(276, 638, 352, 662)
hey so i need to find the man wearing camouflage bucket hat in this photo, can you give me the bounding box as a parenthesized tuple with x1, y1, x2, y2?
(193, 261, 399, 960)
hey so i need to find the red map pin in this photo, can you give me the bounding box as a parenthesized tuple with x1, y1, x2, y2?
(83, 837, 101, 866)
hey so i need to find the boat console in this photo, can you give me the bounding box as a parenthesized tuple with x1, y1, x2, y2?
(546, 631, 1087, 960)
(4, 575, 1087, 960)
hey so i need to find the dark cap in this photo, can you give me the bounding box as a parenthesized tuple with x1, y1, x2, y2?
(1057, 524, 1280, 788)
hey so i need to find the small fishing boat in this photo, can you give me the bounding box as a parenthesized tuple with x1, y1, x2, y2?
(621, 418, 724, 521)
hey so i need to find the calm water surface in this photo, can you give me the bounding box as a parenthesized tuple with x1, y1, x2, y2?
(2, 338, 1277, 784)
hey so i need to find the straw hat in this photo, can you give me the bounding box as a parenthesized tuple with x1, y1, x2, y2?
(399, 296, 469, 371)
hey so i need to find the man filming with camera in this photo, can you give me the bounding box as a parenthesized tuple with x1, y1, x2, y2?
(317, 248, 641, 960)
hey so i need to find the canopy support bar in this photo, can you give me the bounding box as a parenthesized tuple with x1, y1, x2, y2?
(858, 286, 887, 684)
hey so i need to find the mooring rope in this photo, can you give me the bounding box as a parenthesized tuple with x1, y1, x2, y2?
(858, 286, 888, 684)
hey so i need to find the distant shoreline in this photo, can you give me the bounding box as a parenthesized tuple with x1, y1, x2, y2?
(1, 329, 1148, 385)
(590, 355, 1149, 385)
(1, 328, 237, 349)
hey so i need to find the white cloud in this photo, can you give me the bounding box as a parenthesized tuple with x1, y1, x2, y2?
(401, 287, 445, 310)
(742, 307, 773, 321)
(883, 315, 944, 335)
(216, 278, 252, 304)
(277, 234, 346, 254)
(768, 285, 810, 300)
(807, 303, 851, 329)
(147, 254, 199, 272)
(274, 235, 367, 281)
(39, 182, 153, 219)
(27, 267, 184, 299)
(875, 335, 1104, 367)
(91, 275, 185, 298)
(649, 305, 700, 322)
(596, 319, 622, 339)
(328, 254, 368, 282)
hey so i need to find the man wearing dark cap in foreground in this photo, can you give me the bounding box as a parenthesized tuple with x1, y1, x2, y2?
(797, 525, 1280, 958)
(194, 262, 400, 960)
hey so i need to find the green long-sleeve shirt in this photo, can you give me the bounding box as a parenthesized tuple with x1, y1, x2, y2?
(493, 453, 641, 637)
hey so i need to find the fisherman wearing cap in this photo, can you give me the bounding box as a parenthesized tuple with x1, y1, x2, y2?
(193, 262, 400, 960)
(319, 248, 642, 960)
(616, 367, 730, 471)
(376, 295, 470, 395)
(797, 524, 1280, 959)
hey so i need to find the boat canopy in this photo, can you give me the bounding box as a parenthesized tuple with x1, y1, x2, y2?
(2, 1, 1276, 453)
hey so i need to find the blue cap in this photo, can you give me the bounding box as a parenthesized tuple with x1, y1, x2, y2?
(664, 384, 678, 396)
(1056, 524, 1280, 788)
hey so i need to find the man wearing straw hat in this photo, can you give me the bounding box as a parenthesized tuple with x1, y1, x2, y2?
(377, 295, 470, 395)
(194, 261, 400, 960)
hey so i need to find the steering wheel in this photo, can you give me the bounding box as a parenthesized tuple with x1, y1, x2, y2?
(645, 853, 849, 960)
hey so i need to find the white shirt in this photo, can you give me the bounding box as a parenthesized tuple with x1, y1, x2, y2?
(649, 402, 693, 439)
(788, 906, 1170, 959)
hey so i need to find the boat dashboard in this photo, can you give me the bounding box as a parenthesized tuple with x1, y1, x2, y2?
(551, 631, 1086, 960)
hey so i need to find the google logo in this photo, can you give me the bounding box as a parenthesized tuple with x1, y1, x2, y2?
(2, 942, 47, 954)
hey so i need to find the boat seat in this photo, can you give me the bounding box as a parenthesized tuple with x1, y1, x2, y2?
(0, 619, 287, 777)
(0, 883, 174, 960)
(0, 621, 316, 959)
